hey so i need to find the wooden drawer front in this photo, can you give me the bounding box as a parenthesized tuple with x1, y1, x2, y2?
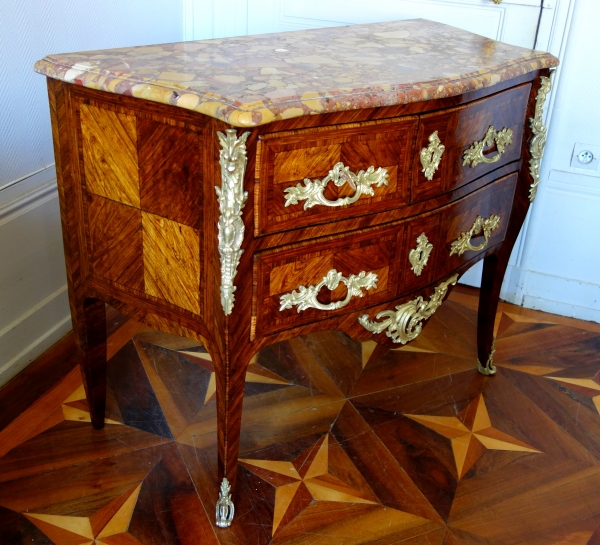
(255, 117, 417, 236)
(253, 227, 405, 337)
(440, 172, 517, 274)
(254, 171, 517, 338)
(78, 98, 206, 316)
(413, 84, 530, 202)
(400, 172, 517, 294)
(401, 214, 442, 294)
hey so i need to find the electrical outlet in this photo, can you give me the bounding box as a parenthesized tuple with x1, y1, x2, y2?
(570, 143, 600, 172)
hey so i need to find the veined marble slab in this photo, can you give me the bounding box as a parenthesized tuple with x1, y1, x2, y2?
(35, 19, 558, 127)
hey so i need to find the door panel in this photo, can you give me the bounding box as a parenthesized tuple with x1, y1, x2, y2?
(246, 0, 550, 49)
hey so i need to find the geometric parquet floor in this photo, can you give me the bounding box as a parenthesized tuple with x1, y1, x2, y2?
(1, 287, 600, 544)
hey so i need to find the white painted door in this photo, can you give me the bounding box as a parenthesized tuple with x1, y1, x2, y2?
(185, 0, 564, 50)
(246, 0, 551, 49)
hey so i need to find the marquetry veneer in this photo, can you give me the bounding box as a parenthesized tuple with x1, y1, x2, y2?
(37, 19, 558, 529)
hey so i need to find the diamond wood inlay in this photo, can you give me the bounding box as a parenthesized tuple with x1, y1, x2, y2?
(87, 194, 143, 290)
(80, 103, 140, 208)
(138, 119, 203, 228)
(142, 212, 200, 314)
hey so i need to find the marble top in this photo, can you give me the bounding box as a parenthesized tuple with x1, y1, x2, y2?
(35, 19, 558, 128)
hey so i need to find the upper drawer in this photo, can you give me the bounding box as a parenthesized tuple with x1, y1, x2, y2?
(412, 83, 531, 202)
(255, 117, 418, 236)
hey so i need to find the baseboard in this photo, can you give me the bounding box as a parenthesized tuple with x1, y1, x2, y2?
(458, 261, 599, 323)
(485, 264, 599, 322)
(518, 270, 600, 323)
(522, 295, 600, 323)
(0, 331, 79, 432)
(0, 285, 72, 387)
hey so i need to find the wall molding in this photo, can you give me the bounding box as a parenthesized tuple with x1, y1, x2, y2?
(545, 168, 600, 199)
(184, 0, 248, 40)
(0, 179, 58, 226)
(0, 163, 55, 193)
(0, 285, 71, 387)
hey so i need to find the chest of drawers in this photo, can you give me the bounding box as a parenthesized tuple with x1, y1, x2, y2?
(35, 19, 558, 528)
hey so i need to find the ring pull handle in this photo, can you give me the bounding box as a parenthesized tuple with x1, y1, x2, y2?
(463, 126, 513, 168)
(279, 268, 378, 313)
(450, 214, 501, 256)
(283, 162, 388, 210)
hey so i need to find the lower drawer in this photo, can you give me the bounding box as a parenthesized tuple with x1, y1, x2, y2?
(252, 172, 517, 338)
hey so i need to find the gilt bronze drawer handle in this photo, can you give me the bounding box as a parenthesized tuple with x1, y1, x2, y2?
(358, 274, 458, 344)
(463, 126, 513, 168)
(283, 162, 388, 210)
(420, 131, 445, 180)
(450, 214, 501, 256)
(409, 233, 433, 276)
(279, 268, 379, 313)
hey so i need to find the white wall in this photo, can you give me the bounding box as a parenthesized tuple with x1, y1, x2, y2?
(504, 0, 600, 322)
(0, 1, 184, 385)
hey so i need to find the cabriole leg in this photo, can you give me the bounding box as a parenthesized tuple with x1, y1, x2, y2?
(214, 350, 253, 528)
(81, 297, 107, 429)
(477, 253, 509, 376)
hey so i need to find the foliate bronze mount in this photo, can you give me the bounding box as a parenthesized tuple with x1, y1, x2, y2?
(358, 274, 458, 344)
(216, 478, 235, 527)
(409, 233, 433, 276)
(216, 130, 250, 316)
(420, 131, 445, 180)
(280, 269, 379, 313)
(463, 126, 513, 168)
(283, 162, 388, 209)
(529, 75, 553, 202)
(450, 214, 501, 257)
(478, 340, 498, 375)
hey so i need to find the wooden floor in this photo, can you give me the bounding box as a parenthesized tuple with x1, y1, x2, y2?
(1, 287, 600, 544)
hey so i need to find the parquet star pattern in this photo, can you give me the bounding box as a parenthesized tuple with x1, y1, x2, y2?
(240, 434, 388, 536)
(546, 375, 600, 415)
(1, 287, 600, 544)
(25, 484, 142, 545)
(406, 394, 540, 478)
